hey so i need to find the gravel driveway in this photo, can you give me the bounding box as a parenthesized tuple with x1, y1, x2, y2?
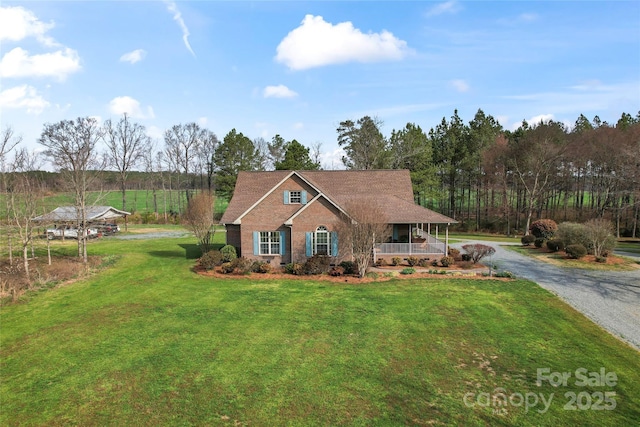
(451, 241, 640, 350)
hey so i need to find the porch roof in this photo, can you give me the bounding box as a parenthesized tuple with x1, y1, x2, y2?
(331, 194, 457, 225)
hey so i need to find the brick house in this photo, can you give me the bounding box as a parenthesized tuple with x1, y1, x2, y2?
(219, 169, 456, 264)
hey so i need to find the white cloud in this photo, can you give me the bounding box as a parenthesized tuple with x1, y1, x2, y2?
(0, 47, 81, 80)
(319, 148, 346, 170)
(198, 117, 208, 127)
(108, 96, 155, 119)
(450, 79, 470, 93)
(0, 84, 50, 114)
(527, 114, 555, 125)
(0, 6, 56, 46)
(292, 122, 304, 130)
(425, 1, 463, 17)
(120, 49, 146, 64)
(164, 1, 195, 57)
(263, 84, 298, 99)
(275, 15, 411, 70)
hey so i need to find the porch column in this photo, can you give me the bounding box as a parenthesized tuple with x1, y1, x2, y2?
(445, 224, 449, 256)
(408, 224, 412, 255)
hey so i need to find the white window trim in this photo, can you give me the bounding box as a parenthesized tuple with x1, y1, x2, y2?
(314, 226, 330, 256)
(259, 231, 281, 255)
(289, 190, 302, 204)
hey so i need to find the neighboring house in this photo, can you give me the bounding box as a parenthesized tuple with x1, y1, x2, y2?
(220, 170, 456, 265)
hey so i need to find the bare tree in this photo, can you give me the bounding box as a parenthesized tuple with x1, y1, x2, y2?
(38, 117, 106, 263)
(508, 121, 567, 235)
(164, 123, 206, 205)
(7, 148, 43, 281)
(337, 200, 391, 277)
(103, 113, 151, 213)
(199, 130, 219, 193)
(183, 192, 216, 254)
(1, 127, 22, 265)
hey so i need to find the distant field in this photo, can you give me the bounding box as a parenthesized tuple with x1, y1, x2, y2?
(1, 227, 638, 425)
(0, 190, 228, 217)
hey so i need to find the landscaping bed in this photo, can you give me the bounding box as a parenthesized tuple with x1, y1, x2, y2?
(512, 245, 639, 271)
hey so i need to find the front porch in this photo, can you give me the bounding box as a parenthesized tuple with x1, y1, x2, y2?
(374, 224, 449, 261)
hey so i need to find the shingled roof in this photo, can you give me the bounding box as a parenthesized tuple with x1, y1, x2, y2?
(220, 170, 456, 225)
(33, 206, 131, 223)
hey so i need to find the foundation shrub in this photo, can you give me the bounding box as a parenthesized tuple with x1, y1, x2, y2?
(440, 256, 454, 267)
(303, 254, 331, 275)
(284, 263, 304, 275)
(220, 245, 237, 263)
(251, 261, 271, 273)
(199, 250, 223, 270)
(339, 261, 357, 275)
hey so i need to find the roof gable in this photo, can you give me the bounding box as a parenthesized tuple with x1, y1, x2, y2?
(220, 170, 455, 225)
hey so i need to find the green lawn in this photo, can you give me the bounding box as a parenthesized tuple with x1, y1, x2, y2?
(1, 231, 639, 426)
(448, 232, 521, 244)
(617, 240, 640, 255)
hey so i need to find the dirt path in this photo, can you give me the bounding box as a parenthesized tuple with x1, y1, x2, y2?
(452, 241, 640, 350)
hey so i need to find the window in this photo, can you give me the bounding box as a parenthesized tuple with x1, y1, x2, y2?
(284, 190, 307, 204)
(259, 231, 281, 255)
(289, 191, 302, 204)
(306, 226, 338, 257)
(314, 226, 329, 255)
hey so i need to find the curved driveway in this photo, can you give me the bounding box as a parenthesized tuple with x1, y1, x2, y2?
(451, 241, 640, 350)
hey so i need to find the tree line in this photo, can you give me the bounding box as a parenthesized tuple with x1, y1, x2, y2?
(2, 108, 639, 272)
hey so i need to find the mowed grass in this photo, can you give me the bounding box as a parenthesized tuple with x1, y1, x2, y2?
(448, 232, 521, 244)
(1, 232, 639, 426)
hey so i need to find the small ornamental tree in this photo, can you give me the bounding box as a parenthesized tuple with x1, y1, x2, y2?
(337, 200, 391, 278)
(462, 243, 496, 264)
(183, 192, 216, 254)
(529, 219, 558, 240)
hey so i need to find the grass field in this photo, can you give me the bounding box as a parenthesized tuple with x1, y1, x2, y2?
(1, 229, 639, 426)
(0, 189, 229, 217)
(448, 232, 521, 244)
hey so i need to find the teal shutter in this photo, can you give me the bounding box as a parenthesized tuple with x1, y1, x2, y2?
(280, 231, 286, 256)
(305, 232, 313, 257)
(283, 190, 289, 204)
(331, 232, 338, 256)
(253, 231, 259, 255)
(301, 191, 307, 204)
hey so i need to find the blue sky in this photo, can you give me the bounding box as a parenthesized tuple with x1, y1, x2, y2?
(1, 1, 639, 168)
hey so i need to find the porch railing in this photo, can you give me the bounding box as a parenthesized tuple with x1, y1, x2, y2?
(375, 241, 446, 256)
